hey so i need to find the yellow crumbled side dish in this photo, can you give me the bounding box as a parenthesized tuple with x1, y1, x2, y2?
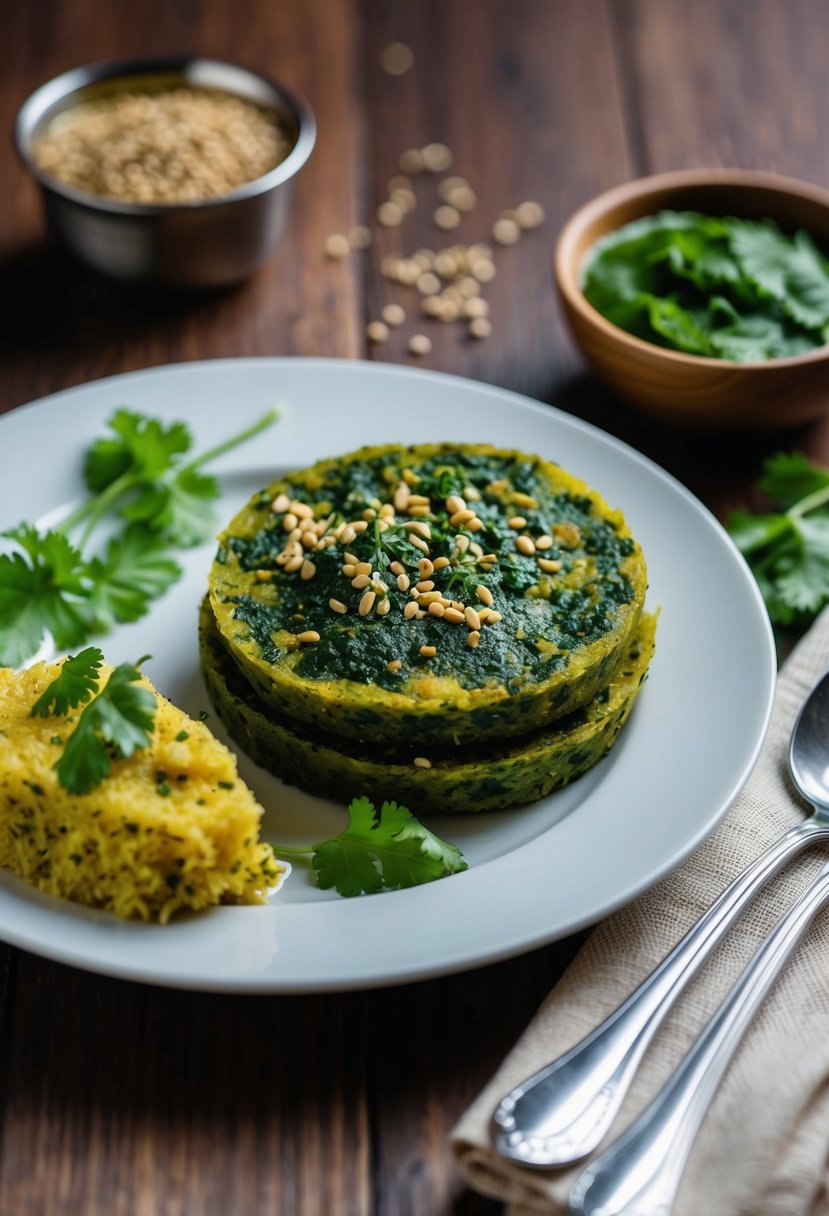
(0, 661, 284, 923)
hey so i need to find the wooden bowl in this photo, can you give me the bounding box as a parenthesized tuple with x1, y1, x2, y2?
(554, 169, 829, 429)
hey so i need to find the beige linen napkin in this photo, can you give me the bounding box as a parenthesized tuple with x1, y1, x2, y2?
(452, 607, 829, 1216)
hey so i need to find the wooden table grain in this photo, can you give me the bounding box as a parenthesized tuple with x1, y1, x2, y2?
(1, 2, 828, 1212)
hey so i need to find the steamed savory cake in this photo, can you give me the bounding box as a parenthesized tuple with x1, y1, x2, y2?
(208, 443, 647, 745)
(200, 596, 656, 813)
(0, 660, 283, 921)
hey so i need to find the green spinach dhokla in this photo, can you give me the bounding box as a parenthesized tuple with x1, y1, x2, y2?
(200, 596, 656, 813)
(207, 443, 648, 745)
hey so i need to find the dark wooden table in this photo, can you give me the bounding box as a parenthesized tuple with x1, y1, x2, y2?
(1, 2, 828, 1212)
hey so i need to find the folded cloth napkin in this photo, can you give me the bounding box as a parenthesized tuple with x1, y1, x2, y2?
(452, 606, 829, 1216)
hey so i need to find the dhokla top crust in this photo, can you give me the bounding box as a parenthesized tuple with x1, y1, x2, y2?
(208, 443, 647, 744)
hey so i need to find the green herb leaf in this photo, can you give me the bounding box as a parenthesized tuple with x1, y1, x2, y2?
(53, 658, 157, 795)
(84, 409, 192, 492)
(0, 526, 90, 666)
(30, 646, 104, 717)
(758, 451, 829, 507)
(311, 795, 468, 897)
(84, 526, 182, 628)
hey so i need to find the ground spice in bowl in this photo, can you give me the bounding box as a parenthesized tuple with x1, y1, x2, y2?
(32, 86, 291, 205)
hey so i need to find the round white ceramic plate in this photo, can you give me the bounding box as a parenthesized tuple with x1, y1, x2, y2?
(0, 358, 776, 992)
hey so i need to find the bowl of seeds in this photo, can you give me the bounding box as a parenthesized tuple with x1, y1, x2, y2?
(15, 56, 315, 288)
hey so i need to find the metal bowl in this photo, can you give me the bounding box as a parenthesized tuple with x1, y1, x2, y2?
(14, 56, 316, 289)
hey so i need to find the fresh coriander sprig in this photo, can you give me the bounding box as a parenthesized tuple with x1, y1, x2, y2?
(727, 451, 829, 627)
(0, 407, 279, 666)
(273, 795, 468, 897)
(31, 647, 157, 795)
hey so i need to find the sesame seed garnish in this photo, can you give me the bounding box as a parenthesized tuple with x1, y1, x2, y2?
(419, 646, 437, 658)
(464, 606, 481, 630)
(467, 630, 481, 649)
(516, 535, 536, 555)
(296, 630, 320, 644)
(329, 598, 347, 614)
(538, 557, 562, 573)
(476, 584, 493, 606)
(300, 559, 316, 581)
(359, 590, 376, 616)
(403, 601, 419, 620)
(413, 756, 432, 769)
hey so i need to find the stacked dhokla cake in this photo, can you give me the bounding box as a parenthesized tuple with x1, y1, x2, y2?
(204, 443, 655, 812)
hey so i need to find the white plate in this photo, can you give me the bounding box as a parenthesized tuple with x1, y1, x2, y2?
(0, 358, 775, 992)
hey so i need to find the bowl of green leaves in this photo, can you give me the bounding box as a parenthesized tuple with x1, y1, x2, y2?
(554, 169, 829, 429)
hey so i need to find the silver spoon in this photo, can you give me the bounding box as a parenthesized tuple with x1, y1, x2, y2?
(493, 667, 829, 1168)
(568, 856, 829, 1215)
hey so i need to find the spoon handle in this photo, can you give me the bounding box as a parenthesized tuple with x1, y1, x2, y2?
(568, 860, 829, 1216)
(493, 817, 827, 1167)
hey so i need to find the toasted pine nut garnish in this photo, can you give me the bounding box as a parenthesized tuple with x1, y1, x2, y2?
(397, 573, 411, 591)
(344, 551, 359, 564)
(428, 601, 445, 618)
(410, 534, 430, 553)
(271, 493, 291, 513)
(340, 525, 356, 544)
(416, 579, 435, 592)
(285, 554, 304, 573)
(455, 535, 470, 553)
(418, 557, 434, 577)
(538, 557, 562, 573)
(553, 522, 581, 547)
(351, 520, 369, 534)
(255, 569, 271, 582)
(432, 556, 450, 570)
(407, 504, 431, 516)
(413, 756, 432, 769)
(402, 468, 418, 486)
(329, 598, 348, 614)
(362, 508, 376, 522)
(301, 531, 318, 550)
(296, 630, 320, 644)
(419, 646, 437, 658)
(516, 535, 536, 555)
(511, 492, 537, 509)
(446, 495, 466, 515)
(358, 591, 376, 616)
(443, 607, 465, 624)
(467, 517, 484, 532)
(417, 590, 443, 605)
(390, 560, 405, 576)
(403, 601, 419, 620)
(376, 597, 391, 616)
(536, 534, 554, 550)
(449, 508, 476, 527)
(405, 520, 431, 539)
(408, 494, 431, 507)
(508, 516, 527, 530)
(291, 502, 313, 520)
(393, 483, 410, 511)
(467, 630, 481, 649)
(282, 512, 298, 532)
(387, 659, 402, 672)
(464, 606, 481, 630)
(354, 561, 372, 575)
(485, 610, 502, 624)
(300, 559, 316, 581)
(342, 563, 356, 577)
(476, 584, 493, 606)
(351, 574, 371, 589)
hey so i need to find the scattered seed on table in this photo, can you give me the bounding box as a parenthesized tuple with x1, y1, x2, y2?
(458, 276, 482, 298)
(447, 184, 476, 211)
(367, 320, 390, 344)
(422, 295, 443, 318)
(414, 755, 432, 768)
(493, 216, 521, 245)
(434, 204, 461, 230)
(516, 200, 545, 229)
(409, 333, 432, 356)
(348, 224, 372, 249)
(388, 174, 411, 193)
(391, 186, 417, 212)
(471, 259, 496, 282)
(380, 42, 414, 75)
(417, 271, 441, 295)
(464, 297, 489, 319)
(421, 143, 452, 172)
(468, 317, 492, 339)
(324, 233, 350, 259)
(378, 200, 405, 226)
(382, 302, 406, 326)
(399, 148, 425, 174)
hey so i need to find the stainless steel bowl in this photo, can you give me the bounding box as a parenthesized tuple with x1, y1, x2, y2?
(14, 56, 316, 288)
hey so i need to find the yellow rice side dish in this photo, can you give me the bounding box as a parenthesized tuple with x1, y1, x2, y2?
(0, 660, 284, 922)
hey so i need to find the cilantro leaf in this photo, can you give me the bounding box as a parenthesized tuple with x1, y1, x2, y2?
(30, 646, 104, 717)
(84, 409, 192, 492)
(122, 467, 219, 546)
(758, 451, 829, 507)
(0, 526, 91, 665)
(53, 658, 157, 795)
(311, 795, 468, 897)
(84, 527, 181, 628)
